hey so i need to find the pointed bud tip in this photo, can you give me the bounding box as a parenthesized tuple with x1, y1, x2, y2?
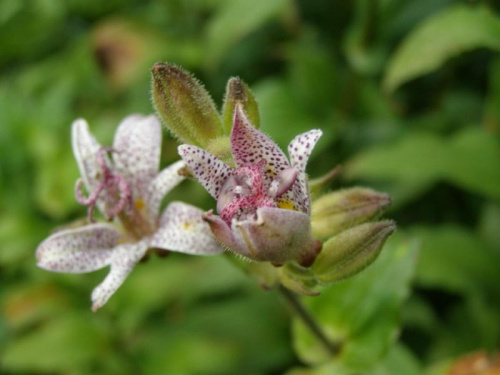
(151, 62, 188, 79)
(312, 188, 393, 239)
(227, 77, 248, 103)
(312, 220, 396, 281)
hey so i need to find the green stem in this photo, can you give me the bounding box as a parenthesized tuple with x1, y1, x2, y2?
(278, 285, 340, 357)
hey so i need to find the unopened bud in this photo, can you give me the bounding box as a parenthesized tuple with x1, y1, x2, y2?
(222, 77, 260, 133)
(312, 220, 396, 283)
(311, 187, 391, 240)
(206, 136, 232, 164)
(151, 62, 222, 147)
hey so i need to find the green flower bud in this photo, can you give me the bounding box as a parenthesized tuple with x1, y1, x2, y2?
(151, 62, 222, 147)
(311, 187, 391, 240)
(222, 77, 260, 133)
(312, 220, 396, 283)
(206, 136, 233, 165)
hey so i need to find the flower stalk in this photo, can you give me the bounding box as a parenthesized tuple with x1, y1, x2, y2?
(278, 285, 340, 357)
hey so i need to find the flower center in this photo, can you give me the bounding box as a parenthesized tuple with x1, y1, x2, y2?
(217, 159, 276, 224)
(75, 147, 133, 222)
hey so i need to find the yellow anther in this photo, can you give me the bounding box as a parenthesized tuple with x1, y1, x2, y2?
(134, 198, 145, 210)
(277, 200, 295, 210)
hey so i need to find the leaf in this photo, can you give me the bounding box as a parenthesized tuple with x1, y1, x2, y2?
(367, 343, 422, 375)
(2, 314, 110, 373)
(292, 234, 419, 370)
(345, 128, 500, 202)
(287, 30, 338, 116)
(137, 287, 293, 375)
(412, 225, 500, 296)
(254, 78, 335, 155)
(384, 5, 500, 92)
(204, 0, 289, 67)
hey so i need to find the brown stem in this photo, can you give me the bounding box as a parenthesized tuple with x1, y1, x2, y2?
(278, 285, 340, 357)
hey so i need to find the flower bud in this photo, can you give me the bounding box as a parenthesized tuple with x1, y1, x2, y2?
(312, 220, 396, 283)
(151, 62, 222, 147)
(311, 187, 391, 240)
(221, 77, 260, 133)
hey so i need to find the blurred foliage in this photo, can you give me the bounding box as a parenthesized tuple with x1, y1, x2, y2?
(1, 0, 499, 374)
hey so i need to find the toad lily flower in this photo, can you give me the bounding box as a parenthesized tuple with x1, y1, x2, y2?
(36, 115, 223, 311)
(179, 105, 322, 267)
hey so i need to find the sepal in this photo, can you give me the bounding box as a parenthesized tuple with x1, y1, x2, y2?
(311, 187, 391, 239)
(151, 62, 222, 147)
(312, 220, 396, 284)
(222, 77, 260, 133)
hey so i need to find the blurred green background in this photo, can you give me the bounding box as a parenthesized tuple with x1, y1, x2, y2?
(1, 0, 500, 374)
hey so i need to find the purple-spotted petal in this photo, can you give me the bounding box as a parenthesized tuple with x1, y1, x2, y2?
(71, 119, 106, 196)
(287, 130, 322, 214)
(146, 160, 186, 219)
(113, 115, 162, 199)
(202, 211, 238, 252)
(91, 240, 148, 311)
(36, 224, 123, 273)
(230, 207, 322, 266)
(288, 129, 322, 172)
(231, 105, 290, 187)
(150, 202, 223, 255)
(178, 144, 233, 199)
(269, 167, 298, 198)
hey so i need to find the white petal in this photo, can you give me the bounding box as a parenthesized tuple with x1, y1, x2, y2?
(178, 145, 233, 199)
(150, 202, 224, 255)
(91, 241, 148, 311)
(36, 224, 122, 273)
(287, 129, 322, 214)
(71, 119, 105, 194)
(288, 129, 322, 173)
(113, 114, 162, 199)
(146, 160, 186, 219)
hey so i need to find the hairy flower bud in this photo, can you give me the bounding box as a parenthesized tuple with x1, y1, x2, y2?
(312, 220, 396, 283)
(311, 187, 391, 240)
(222, 77, 260, 133)
(151, 62, 222, 147)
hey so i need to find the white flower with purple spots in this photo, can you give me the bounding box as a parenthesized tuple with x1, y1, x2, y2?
(178, 105, 323, 267)
(36, 115, 223, 310)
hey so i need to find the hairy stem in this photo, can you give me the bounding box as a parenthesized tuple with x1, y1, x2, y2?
(278, 285, 340, 357)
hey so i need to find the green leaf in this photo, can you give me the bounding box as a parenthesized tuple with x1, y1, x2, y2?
(384, 5, 500, 92)
(367, 343, 422, 375)
(254, 79, 334, 153)
(293, 234, 418, 370)
(413, 225, 500, 296)
(287, 30, 338, 116)
(205, 0, 289, 67)
(138, 287, 292, 375)
(345, 128, 500, 202)
(2, 314, 110, 373)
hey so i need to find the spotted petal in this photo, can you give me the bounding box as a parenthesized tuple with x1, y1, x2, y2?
(146, 160, 186, 219)
(287, 129, 322, 213)
(150, 202, 223, 255)
(36, 224, 123, 273)
(71, 119, 107, 202)
(113, 115, 162, 199)
(91, 241, 148, 311)
(231, 105, 290, 187)
(204, 207, 321, 266)
(178, 145, 233, 199)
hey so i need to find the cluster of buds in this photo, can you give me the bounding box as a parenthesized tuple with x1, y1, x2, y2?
(36, 62, 395, 310)
(151, 63, 395, 296)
